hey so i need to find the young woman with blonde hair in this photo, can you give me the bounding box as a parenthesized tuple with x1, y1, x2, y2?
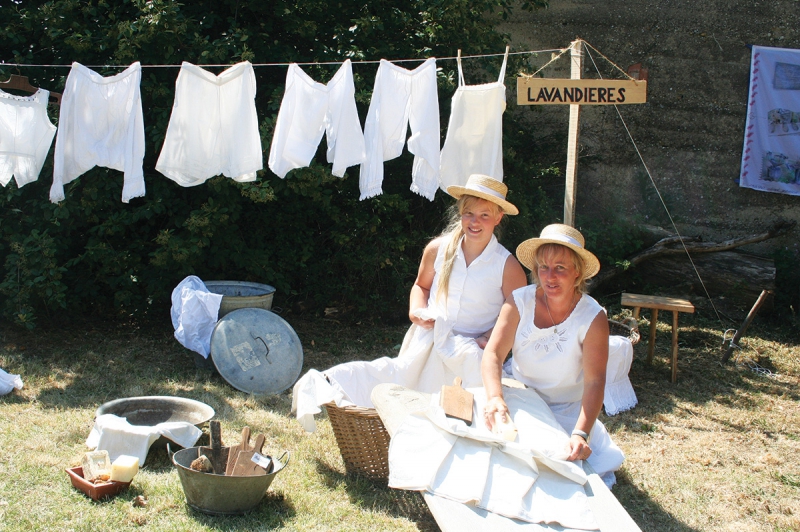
(293, 175, 526, 430)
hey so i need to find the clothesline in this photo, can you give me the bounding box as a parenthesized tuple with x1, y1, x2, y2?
(0, 48, 566, 69)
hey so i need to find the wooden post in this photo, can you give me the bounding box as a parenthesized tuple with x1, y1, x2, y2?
(646, 308, 658, 364)
(671, 311, 679, 383)
(563, 39, 583, 227)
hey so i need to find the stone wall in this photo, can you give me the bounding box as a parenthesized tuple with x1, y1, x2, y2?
(499, 0, 799, 259)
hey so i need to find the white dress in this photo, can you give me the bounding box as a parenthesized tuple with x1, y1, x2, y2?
(505, 284, 625, 486)
(52, 62, 145, 203)
(0, 88, 56, 188)
(156, 61, 262, 186)
(268, 60, 365, 179)
(292, 234, 511, 431)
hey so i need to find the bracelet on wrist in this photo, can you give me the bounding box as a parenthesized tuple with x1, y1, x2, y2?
(571, 429, 589, 441)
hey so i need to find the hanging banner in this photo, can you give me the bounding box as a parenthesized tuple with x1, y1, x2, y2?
(739, 45, 800, 196)
(516, 78, 647, 105)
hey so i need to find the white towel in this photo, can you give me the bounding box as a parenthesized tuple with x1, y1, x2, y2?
(86, 414, 203, 464)
(291, 369, 354, 433)
(170, 275, 223, 358)
(0, 368, 23, 395)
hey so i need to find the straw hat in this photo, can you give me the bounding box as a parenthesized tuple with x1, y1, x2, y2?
(516, 224, 601, 278)
(446, 174, 519, 215)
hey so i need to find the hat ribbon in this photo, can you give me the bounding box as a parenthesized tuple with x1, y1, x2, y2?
(545, 233, 584, 249)
(465, 183, 507, 201)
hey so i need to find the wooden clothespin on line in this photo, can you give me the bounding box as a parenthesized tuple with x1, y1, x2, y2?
(0, 74, 61, 105)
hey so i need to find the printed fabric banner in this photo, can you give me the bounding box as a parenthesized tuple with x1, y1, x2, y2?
(740, 45, 800, 195)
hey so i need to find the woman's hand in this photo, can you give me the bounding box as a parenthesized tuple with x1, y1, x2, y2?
(409, 313, 435, 329)
(566, 434, 592, 461)
(483, 396, 509, 431)
(475, 333, 490, 349)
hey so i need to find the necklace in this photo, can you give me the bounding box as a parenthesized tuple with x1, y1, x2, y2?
(543, 292, 577, 334)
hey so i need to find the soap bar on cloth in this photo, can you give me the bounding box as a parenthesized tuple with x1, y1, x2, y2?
(110, 455, 139, 483)
(493, 412, 518, 442)
(81, 450, 111, 482)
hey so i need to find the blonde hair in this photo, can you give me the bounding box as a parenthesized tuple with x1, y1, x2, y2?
(435, 196, 503, 303)
(530, 243, 590, 294)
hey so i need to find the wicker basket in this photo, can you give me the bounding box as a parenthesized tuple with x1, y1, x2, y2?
(324, 402, 391, 480)
(325, 317, 639, 480)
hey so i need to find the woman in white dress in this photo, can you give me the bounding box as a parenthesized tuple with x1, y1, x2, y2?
(481, 224, 625, 486)
(292, 175, 526, 429)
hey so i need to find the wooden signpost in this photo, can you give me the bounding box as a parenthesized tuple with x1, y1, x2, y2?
(516, 40, 648, 226)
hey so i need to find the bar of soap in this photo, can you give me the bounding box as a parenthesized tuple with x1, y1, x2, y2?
(493, 412, 518, 442)
(81, 450, 111, 482)
(110, 455, 139, 483)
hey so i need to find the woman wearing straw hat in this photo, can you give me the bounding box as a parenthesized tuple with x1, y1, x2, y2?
(292, 175, 526, 430)
(481, 223, 625, 487)
(409, 174, 526, 343)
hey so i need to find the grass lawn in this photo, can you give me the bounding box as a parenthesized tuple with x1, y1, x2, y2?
(0, 303, 798, 531)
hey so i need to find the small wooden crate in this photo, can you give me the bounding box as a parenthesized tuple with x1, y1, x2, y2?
(324, 402, 390, 481)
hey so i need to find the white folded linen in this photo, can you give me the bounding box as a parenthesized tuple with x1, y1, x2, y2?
(86, 414, 203, 464)
(388, 386, 597, 530)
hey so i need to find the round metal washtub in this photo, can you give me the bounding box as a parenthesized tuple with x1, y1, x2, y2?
(209, 308, 303, 395)
(95, 396, 214, 450)
(204, 281, 276, 318)
(172, 446, 289, 515)
(96, 396, 215, 427)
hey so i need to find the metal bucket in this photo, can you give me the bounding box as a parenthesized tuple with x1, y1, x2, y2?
(171, 446, 289, 515)
(204, 281, 276, 318)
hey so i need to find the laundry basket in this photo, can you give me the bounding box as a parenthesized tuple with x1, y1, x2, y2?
(324, 402, 390, 481)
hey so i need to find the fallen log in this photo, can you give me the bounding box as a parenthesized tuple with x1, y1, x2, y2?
(591, 220, 795, 305)
(635, 251, 775, 307)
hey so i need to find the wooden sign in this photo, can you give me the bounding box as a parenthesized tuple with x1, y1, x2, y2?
(517, 78, 647, 105)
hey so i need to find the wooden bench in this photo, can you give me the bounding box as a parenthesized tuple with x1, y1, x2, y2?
(621, 293, 695, 383)
(371, 383, 642, 532)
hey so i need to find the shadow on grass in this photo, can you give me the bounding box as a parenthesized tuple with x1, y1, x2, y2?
(314, 460, 439, 531)
(613, 470, 700, 532)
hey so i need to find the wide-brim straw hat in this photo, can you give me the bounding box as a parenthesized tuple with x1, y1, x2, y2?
(516, 223, 601, 278)
(446, 174, 519, 215)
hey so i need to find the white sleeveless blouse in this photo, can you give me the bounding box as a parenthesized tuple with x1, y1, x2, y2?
(508, 284, 605, 405)
(427, 234, 510, 336)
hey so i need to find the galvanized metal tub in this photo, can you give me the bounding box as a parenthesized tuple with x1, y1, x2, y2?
(172, 446, 289, 515)
(96, 396, 215, 450)
(96, 396, 214, 427)
(204, 281, 276, 317)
